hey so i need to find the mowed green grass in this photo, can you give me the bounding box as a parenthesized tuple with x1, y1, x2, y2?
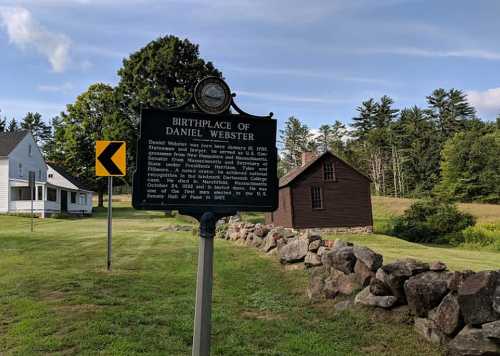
(0, 205, 443, 355)
(325, 196, 500, 271)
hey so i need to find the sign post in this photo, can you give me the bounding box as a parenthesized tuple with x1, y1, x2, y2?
(29, 171, 35, 232)
(132, 77, 278, 356)
(96, 140, 126, 271)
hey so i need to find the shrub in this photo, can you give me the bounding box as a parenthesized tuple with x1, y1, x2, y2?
(449, 225, 500, 250)
(391, 199, 475, 243)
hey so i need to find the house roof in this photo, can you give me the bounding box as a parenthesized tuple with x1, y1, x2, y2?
(0, 130, 29, 157)
(48, 164, 95, 192)
(279, 150, 371, 188)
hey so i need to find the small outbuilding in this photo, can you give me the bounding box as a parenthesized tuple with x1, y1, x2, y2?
(265, 151, 373, 230)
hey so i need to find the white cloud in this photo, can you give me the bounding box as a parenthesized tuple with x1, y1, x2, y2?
(37, 82, 74, 93)
(238, 90, 355, 105)
(466, 88, 500, 119)
(0, 6, 71, 72)
(351, 47, 500, 60)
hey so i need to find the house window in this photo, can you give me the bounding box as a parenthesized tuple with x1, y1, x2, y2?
(28, 144, 32, 157)
(18, 163, 23, 177)
(79, 193, 87, 205)
(311, 186, 323, 210)
(37, 186, 43, 200)
(324, 162, 336, 181)
(11, 187, 31, 201)
(47, 188, 57, 202)
(71, 192, 77, 204)
(48, 173, 53, 178)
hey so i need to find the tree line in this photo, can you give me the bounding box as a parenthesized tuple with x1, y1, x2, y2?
(280, 92, 500, 203)
(1, 34, 498, 205)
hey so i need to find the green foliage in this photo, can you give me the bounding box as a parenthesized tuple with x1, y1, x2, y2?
(436, 129, 500, 203)
(279, 116, 313, 170)
(392, 199, 475, 243)
(46, 83, 133, 205)
(116, 35, 222, 114)
(20, 112, 52, 150)
(448, 224, 500, 251)
(7, 117, 18, 132)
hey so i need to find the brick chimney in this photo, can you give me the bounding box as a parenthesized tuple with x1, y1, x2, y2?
(301, 151, 317, 166)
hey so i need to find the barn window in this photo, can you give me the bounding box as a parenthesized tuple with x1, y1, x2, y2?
(324, 162, 336, 181)
(310, 186, 323, 210)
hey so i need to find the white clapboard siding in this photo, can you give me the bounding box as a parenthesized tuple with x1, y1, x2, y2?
(0, 159, 9, 213)
(8, 134, 47, 183)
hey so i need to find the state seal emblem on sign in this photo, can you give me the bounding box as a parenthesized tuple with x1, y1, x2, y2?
(194, 77, 231, 114)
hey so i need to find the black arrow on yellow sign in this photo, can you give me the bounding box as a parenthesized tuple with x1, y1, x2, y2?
(96, 141, 126, 176)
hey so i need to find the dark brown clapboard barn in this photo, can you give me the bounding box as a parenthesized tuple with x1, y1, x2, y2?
(265, 151, 373, 229)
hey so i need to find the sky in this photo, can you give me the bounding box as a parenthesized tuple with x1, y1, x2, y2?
(0, 0, 500, 131)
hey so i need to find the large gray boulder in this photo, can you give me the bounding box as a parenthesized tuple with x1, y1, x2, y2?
(354, 260, 375, 287)
(279, 237, 309, 264)
(308, 239, 322, 252)
(369, 278, 392, 296)
(447, 270, 476, 292)
(322, 246, 356, 274)
(323, 269, 361, 297)
(493, 277, 500, 314)
(404, 271, 449, 317)
(332, 239, 353, 249)
(430, 292, 463, 336)
(458, 271, 499, 326)
(414, 317, 450, 345)
(304, 251, 322, 267)
(353, 246, 383, 271)
(376, 259, 430, 303)
(482, 320, 500, 342)
(448, 325, 500, 356)
(254, 223, 270, 238)
(307, 267, 329, 301)
(354, 287, 397, 309)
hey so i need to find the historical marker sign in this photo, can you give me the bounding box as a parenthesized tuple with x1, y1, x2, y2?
(132, 109, 278, 213)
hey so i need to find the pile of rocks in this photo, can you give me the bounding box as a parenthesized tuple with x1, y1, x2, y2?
(219, 219, 500, 355)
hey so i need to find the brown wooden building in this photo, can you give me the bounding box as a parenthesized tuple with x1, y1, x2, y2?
(265, 151, 373, 229)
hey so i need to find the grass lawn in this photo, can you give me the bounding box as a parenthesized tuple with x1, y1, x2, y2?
(0, 205, 443, 355)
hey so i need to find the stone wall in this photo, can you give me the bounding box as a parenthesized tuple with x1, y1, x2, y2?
(218, 219, 500, 356)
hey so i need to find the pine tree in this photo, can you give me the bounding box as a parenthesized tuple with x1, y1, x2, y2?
(280, 116, 312, 171)
(7, 118, 18, 132)
(352, 98, 378, 140)
(20, 112, 52, 149)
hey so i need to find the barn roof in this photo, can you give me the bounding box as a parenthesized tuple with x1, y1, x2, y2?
(0, 130, 29, 157)
(279, 150, 371, 188)
(48, 164, 95, 192)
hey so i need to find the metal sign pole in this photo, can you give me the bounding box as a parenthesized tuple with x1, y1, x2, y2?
(107, 176, 113, 271)
(30, 184, 34, 232)
(192, 212, 217, 356)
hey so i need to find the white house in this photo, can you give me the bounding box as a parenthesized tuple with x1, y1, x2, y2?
(0, 130, 93, 217)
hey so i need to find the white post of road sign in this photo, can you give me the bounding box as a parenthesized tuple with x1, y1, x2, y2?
(29, 171, 35, 232)
(96, 140, 126, 271)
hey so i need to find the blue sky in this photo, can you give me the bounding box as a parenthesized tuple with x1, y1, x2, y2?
(1, 0, 500, 131)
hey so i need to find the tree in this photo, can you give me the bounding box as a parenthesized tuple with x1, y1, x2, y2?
(47, 83, 134, 207)
(20, 112, 52, 150)
(7, 118, 18, 132)
(0, 111, 5, 132)
(116, 35, 222, 116)
(317, 121, 347, 154)
(393, 106, 441, 195)
(436, 129, 500, 203)
(426, 88, 475, 138)
(280, 116, 312, 171)
(352, 98, 378, 140)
